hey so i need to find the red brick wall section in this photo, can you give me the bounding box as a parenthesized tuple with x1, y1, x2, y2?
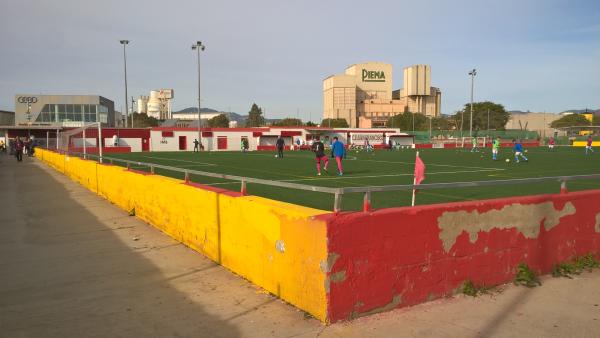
(323, 190, 600, 322)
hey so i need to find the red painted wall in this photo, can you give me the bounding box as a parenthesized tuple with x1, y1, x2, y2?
(323, 190, 600, 322)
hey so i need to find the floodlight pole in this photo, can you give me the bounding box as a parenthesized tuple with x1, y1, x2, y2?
(192, 41, 205, 150)
(469, 68, 477, 138)
(120, 40, 130, 128)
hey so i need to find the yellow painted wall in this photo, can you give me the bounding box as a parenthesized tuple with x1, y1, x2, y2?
(35, 149, 330, 321)
(573, 141, 599, 147)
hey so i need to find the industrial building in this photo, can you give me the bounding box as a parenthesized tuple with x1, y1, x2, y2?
(136, 89, 174, 120)
(505, 112, 562, 138)
(323, 62, 441, 128)
(13, 95, 115, 127)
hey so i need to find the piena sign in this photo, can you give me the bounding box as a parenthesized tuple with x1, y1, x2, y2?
(18, 96, 38, 103)
(362, 69, 386, 82)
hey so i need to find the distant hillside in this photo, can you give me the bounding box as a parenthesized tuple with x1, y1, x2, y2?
(172, 107, 281, 124)
(174, 107, 219, 114)
(509, 109, 599, 115)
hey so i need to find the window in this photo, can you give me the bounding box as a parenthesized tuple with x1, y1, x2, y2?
(74, 104, 82, 121)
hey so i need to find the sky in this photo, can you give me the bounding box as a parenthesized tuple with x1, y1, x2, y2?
(1, 0, 599, 120)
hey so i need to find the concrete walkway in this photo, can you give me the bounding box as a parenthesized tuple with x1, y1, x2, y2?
(1, 153, 600, 337)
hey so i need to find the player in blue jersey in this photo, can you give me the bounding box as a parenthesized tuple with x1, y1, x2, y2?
(513, 139, 528, 163)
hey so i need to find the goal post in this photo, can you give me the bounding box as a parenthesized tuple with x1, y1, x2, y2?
(461, 136, 488, 148)
(58, 122, 102, 160)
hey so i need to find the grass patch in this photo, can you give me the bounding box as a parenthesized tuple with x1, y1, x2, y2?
(514, 263, 541, 287)
(461, 279, 492, 296)
(552, 253, 600, 278)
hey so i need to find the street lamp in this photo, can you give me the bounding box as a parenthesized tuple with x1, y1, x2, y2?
(468, 68, 477, 137)
(192, 41, 205, 148)
(120, 40, 130, 128)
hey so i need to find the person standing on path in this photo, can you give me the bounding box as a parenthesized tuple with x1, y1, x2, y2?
(14, 137, 24, 162)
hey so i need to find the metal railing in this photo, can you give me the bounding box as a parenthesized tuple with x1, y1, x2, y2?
(56, 150, 600, 213)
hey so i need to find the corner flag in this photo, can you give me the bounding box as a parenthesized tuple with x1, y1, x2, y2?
(412, 151, 426, 206)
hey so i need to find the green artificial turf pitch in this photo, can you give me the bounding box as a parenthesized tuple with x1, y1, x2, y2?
(105, 147, 599, 211)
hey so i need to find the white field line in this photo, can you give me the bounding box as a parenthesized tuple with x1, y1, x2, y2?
(279, 168, 505, 182)
(137, 155, 217, 166)
(243, 151, 498, 170)
(357, 158, 499, 170)
(198, 168, 505, 186)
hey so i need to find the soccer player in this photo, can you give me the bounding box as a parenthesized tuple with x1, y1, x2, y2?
(276, 136, 285, 158)
(586, 135, 594, 155)
(513, 139, 528, 163)
(193, 139, 200, 152)
(470, 137, 478, 152)
(492, 137, 500, 160)
(331, 136, 345, 176)
(548, 137, 555, 151)
(311, 137, 329, 176)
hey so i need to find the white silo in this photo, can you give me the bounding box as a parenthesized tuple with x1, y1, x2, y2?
(137, 96, 149, 114)
(147, 91, 161, 119)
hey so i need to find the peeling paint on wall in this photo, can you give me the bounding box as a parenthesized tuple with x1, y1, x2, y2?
(320, 252, 340, 273)
(437, 202, 576, 252)
(351, 295, 402, 319)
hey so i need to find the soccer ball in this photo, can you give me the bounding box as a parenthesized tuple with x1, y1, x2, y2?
(505, 158, 510, 163)
(524, 150, 528, 153)
(275, 154, 278, 158)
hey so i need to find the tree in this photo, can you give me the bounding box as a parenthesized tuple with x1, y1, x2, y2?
(131, 112, 159, 128)
(321, 118, 349, 128)
(246, 103, 265, 127)
(454, 101, 509, 132)
(272, 118, 303, 126)
(208, 114, 229, 128)
(550, 114, 593, 128)
(305, 121, 317, 127)
(387, 112, 427, 131)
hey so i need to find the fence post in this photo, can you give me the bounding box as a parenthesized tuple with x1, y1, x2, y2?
(363, 191, 371, 212)
(184, 170, 190, 183)
(126, 162, 130, 170)
(150, 165, 154, 174)
(560, 180, 568, 194)
(241, 180, 247, 196)
(334, 192, 342, 213)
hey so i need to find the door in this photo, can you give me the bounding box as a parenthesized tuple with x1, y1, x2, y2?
(178, 136, 187, 150)
(217, 136, 227, 150)
(142, 138, 150, 151)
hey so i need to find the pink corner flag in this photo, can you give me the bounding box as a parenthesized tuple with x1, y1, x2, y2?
(414, 152, 426, 186)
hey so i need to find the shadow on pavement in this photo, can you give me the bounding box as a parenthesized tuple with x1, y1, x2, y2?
(0, 154, 241, 337)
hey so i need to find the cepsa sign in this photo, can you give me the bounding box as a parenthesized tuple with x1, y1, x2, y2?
(351, 133, 384, 144)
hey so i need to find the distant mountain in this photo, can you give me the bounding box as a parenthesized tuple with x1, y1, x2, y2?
(171, 107, 282, 124)
(508, 109, 599, 115)
(173, 107, 219, 114)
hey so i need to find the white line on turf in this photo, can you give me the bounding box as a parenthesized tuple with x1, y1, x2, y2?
(279, 168, 505, 182)
(198, 168, 506, 186)
(137, 155, 217, 166)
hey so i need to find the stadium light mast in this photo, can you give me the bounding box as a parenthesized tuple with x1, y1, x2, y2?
(468, 68, 477, 137)
(120, 40, 130, 128)
(192, 41, 205, 148)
